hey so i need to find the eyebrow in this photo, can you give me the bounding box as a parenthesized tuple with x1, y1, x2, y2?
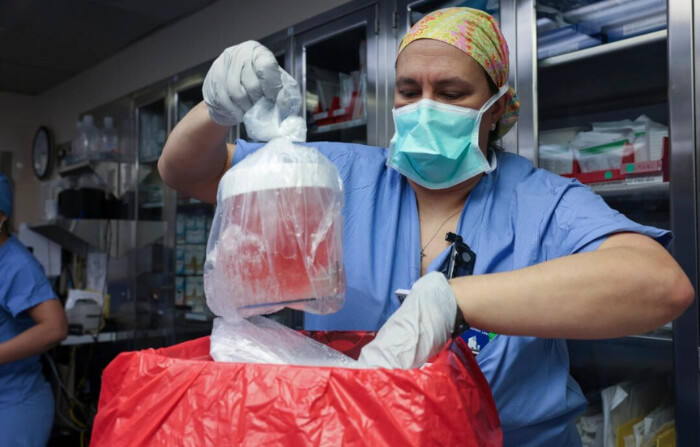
(395, 76, 473, 88)
(395, 77, 419, 87)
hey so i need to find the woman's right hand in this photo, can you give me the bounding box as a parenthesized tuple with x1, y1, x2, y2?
(203, 40, 283, 127)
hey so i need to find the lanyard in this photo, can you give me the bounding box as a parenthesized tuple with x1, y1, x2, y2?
(439, 232, 497, 354)
(440, 233, 474, 338)
(394, 232, 495, 353)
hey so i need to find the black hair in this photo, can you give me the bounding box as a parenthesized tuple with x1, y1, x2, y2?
(483, 67, 503, 147)
(484, 68, 498, 95)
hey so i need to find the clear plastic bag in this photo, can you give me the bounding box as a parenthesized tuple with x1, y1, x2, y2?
(243, 70, 307, 142)
(210, 316, 356, 367)
(204, 137, 346, 319)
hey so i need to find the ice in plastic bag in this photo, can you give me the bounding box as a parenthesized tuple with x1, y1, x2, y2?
(204, 137, 345, 319)
(243, 70, 307, 143)
(210, 316, 356, 367)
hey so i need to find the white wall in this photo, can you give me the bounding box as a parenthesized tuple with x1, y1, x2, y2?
(0, 92, 48, 227)
(4, 0, 354, 226)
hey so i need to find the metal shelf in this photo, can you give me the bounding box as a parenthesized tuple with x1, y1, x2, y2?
(141, 201, 164, 209)
(58, 159, 124, 185)
(567, 329, 674, 383)
(590, 178, 668, 199)
(61, 328, 172, 346)
(176, 197, 211, 208)
(627, 330, 673, 345)
(59, 159, 127, 175)
(568, 328, 673, 350)
(59, 160, 96, 177)
(539, 30, 667, 68)
(29, 219, 165, 258)
(139, 154, 161, 164)
(309, 117, 367, 135)
(184, 312, 213, 322)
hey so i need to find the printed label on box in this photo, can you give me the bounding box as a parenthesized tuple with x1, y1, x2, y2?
(186, 228, 206, 244)
(194, 277, 206, 313)
(193, 245, 206, 275)
(185, 276, 198, 306)
(184, 245, 195, 275)
(176, 214, 186, 244)
(175, 277, 185, 305)
(175, 246, 186, 275)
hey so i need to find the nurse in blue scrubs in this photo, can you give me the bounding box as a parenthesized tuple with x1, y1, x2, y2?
(0, 173, 68, 446)
(158, 8, 694, 446)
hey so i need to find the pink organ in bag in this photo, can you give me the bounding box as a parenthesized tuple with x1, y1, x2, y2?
(204, 138, 346, 318)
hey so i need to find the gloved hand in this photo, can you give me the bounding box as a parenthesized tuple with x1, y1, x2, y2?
(203, 40, 286, 126)
(358, 271, 459, 369)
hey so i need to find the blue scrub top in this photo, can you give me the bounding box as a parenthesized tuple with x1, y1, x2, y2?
(0, 236, 57, 407)
(233, 139, 669, 446)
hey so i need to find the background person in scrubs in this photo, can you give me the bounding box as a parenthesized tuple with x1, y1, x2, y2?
(158, 8, 694, 446)
(0, 173, 68, 446)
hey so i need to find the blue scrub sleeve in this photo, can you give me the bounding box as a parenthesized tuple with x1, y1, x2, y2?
(232, 139, 264, 165)
(541, 180, 671, 258)
(2, 261, 56, 318)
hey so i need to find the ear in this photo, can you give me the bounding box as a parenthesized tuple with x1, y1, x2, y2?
(487, 94, 508, 126)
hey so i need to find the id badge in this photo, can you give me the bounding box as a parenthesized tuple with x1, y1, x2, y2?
(461, 328, 497, 355)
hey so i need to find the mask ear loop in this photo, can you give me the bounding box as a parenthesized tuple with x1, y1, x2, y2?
(470, 84, 510, 171)
(472, 84, 510, 140)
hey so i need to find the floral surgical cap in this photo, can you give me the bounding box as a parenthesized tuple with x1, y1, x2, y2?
(398, 7, 520, 139)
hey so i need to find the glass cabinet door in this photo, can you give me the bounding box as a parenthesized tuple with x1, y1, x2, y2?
(170, 74, 217, 336)
(295, 7, 377, 145)
(531, 2, 678, 446)
(535, 0, 666, 60)
(402, 0, 500, 25)
(535, 0, 669, 215)
(175, 80, 204, 123)
(136, 94, 168, 221)
(132, 90, 172, 337)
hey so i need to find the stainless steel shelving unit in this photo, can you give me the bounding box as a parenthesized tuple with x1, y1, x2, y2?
(295, 3, 378, 146)
(667, 0, 699, 445)
(515, 0, 699, 444)
(539, 29, 667, 68)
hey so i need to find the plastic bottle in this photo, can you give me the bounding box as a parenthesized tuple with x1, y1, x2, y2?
(100, 116, 119, 160)
(70, 120, 85, 163)
(81, 115, 100, 160)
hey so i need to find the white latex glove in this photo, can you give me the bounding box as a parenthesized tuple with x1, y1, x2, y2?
(203, 40, 285, 126)
(358, 271, 459, 369)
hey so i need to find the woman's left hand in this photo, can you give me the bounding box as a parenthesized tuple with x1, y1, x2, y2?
(358, 271, 458, 369)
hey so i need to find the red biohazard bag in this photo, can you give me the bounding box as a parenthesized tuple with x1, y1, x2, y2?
(89, 332, 502, 447)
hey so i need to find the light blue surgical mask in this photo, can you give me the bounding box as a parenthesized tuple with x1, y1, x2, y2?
(387, 84, 509, 189)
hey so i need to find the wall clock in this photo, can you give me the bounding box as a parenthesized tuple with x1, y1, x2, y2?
(32, 126, 53, 180)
